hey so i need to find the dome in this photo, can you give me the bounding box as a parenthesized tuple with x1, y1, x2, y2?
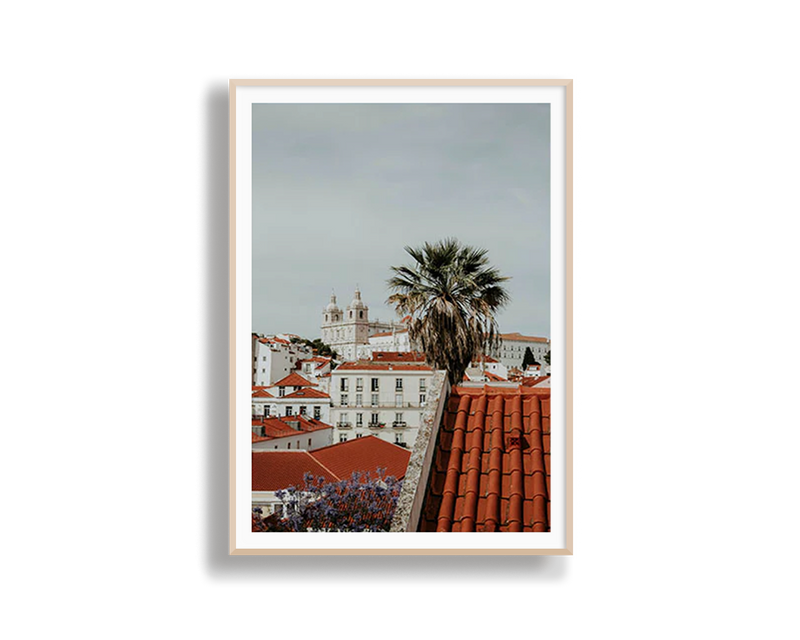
(348, 286, 366, 309)
(325, 293, 340, 312)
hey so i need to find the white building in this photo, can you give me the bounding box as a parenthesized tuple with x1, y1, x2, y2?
(252, 335, 313, 386)
(251, 416, 333, 451)
(497, 332, 551, 369)
(252, 373, 332, 423)
(320, 288, 407, 361)
(328, 361, 437, 449)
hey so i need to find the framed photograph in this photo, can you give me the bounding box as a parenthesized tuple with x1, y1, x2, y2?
(229, 79, 572, 555)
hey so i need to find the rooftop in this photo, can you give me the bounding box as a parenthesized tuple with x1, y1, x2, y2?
(252, 435, 411, 491)
(281, 387, 330, 399)
(371, 351, 427, 363)
(272, 372, 316, 387)
(335, 361, 432, 372)
(418, 385, 550, 532)
(500, 333, 550, 344)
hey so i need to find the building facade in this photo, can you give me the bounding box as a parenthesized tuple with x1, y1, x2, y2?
(497, 333, 551, 369)
(328, 361, 436, 449)
(252, 335, 313, 386)
(320, 288, 406, 361)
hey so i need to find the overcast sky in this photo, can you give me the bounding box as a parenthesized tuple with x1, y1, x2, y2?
(252, 103, 550, 339)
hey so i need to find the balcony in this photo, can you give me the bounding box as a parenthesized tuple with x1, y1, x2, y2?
(367, 422, 385, 429)
(336, 422, 352, 429)
(392, 421, 407, 428)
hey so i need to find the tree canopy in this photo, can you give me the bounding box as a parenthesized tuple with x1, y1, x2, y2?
(387, 238, 510, 385)
(522, 346, 538, 369)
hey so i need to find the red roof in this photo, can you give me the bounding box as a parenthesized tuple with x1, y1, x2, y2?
(419, 385, 551, 532)
(311, 436, 411, 481)
(371, 351, 426, 363)
(252, 452, 338, 491)
(521, 376, 551, 387)
(370, 329, 408, 338)
(282, 387, 330, 399)
(484, 371, 507, 381)
(252, 388, 274, 398)
(252, 436, 411, 491)
(335, 361, 432, 372)
(252, 415, 333, 439)
(500, 333, 549, 344)
(273, 372, 316, 387)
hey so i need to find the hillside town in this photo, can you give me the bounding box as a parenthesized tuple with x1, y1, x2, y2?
(252, 286, 552, 532)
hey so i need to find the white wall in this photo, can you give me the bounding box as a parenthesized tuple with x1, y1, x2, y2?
(252, 428, 333, 451)
(330, 368, 432, 448)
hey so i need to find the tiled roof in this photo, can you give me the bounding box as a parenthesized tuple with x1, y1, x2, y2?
(282, 387, 330, 399)
(334, 361, 432, 372)
(371, 351, 426, 362)
(252, 436, 411, 491)
(311, 436, 411, 481)
(273, 372, 316, 387)
(500, 333, 549, 344)
(484, 371, 507, 382)
(370, 329, 409, 338)
(252, 452, 338, 491)
(521, 376, 551, 387)
(253, 415, 333, 438)
(419, 385, 551, 532)
(252, 388, 274, 398)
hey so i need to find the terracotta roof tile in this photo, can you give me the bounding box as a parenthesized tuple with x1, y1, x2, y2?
(371, 351, 427, 362)
(252, 452, 338, 490)
(334, 361, 432, 372)
(370, 329, 409, 338)
(419, 385, 551, 532)
(252, 388, 275, 398)
(500, 333, 550, 344)
(282, 387, 330, 399)
(272, 372, 316, 387)
(311, 435, 411, 480)
(251, 436, 411, 491)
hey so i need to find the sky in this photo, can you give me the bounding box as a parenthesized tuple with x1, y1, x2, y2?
(252, 103, 550, 339)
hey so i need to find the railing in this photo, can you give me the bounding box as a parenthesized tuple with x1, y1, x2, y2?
(336, 422, 352, 429)
(368, 423, 385, 429)
(392, 421, 407, 428)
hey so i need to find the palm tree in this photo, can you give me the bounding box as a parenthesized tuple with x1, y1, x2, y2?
(387, 238, 510, 386)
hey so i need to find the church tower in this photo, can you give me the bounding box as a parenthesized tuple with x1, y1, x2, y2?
(346, 286, 370, 348)
(320, 292, 341, 347)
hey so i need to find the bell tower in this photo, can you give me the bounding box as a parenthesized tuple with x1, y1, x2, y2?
(321, 292, 341, 345)
(346, 285, 370, 346)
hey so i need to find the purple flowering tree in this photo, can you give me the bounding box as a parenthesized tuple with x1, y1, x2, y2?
(252, 469, 402, 532)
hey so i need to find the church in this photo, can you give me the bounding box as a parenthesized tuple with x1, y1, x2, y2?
(320, 287, 408, 361)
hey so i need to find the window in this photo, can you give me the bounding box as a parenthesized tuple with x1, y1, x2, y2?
(395, 434, 404, 445)
(264, 406, 271, 417)
(278, 387, 285, 397)
(355, 393, 363, 406)
(359, 310, 364, 318)
(340, 394, 349, 406)
(395, 393, 403, 407)
(308, 438, 312, 448)
(395, 412, 403, 423)
(299, 406, 307, 415)
(339, 434, 348, 443)
(395, 378, 403, 390)
(371, 393, 379, 406)
(419, 394, 426, 405)
(356, 378, 363, 391)
(286, 406, 293, 416)
(371, 413, 379, 425)
(356, 433, 363, 438)
(287, 442, 291, 449)
(356, 413, 363, 426)
(371, 378, 379, 391)
(313, 406, 320, 420)
(340, 378, 349, 391)
(419, 378, 427, 391)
